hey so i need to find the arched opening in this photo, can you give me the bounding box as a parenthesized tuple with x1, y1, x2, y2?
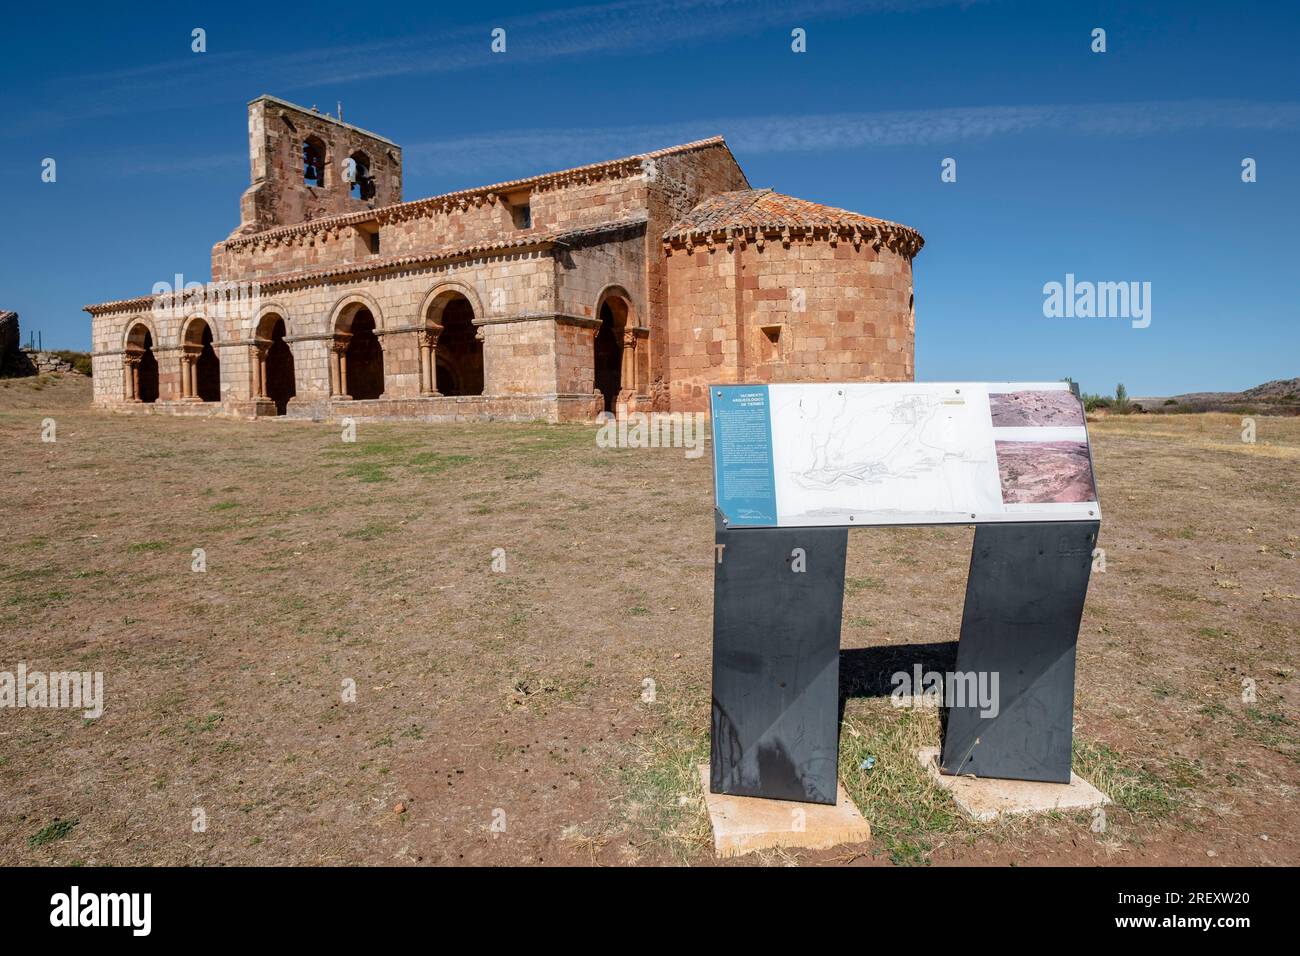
(183, 319, 221, 402)
(348, 150, 375, 201)
(256, 314, 296, 415)
(594, 293, 631, 414)
(340, 307, 384, 400)
(125, 323, 158, 404)
(432, 295, 483, 396)
(303, 137, 326, 187)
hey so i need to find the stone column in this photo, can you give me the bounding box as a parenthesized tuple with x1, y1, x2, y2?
(419, 326, 442, 396)
(330, 338, 351, 398)
(124, 353, 141, 402)
(181, 347, 204, 401)
(254, 345, 269, 399)
(621, 327, 637, 396)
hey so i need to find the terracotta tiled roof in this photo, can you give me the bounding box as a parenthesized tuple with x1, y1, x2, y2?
(664, 188, 923, 256)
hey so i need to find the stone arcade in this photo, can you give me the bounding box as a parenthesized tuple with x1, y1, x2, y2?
(86, 95, 924, 422)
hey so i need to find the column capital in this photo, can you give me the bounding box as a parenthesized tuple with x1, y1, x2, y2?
(418, 325, 443, 349)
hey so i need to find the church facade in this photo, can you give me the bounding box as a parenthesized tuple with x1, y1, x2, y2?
(86, 95, 923, 421)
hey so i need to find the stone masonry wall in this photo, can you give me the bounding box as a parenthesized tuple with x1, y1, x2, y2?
(90, 249, 567, 415)
(643, 146, 750, 409)
(552, 230, 646, 323)
(664, 237, 915, 411)
(236, 96, 401, 236)
(663, 242, 742, 409)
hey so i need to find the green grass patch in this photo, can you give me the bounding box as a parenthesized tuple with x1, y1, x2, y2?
(183, 712, 225, 735)
(340, 439, 420, 458)
(327, 438, 475, 483)
(839, 703, 972, 865)
(344, 521, 397, 541)
(5, 587, 69, 608)
(1071, 739, 1193, 818)
(341, 461, 392, 483)
(28, 818, 78, 848)
(615, 690, 712, 861)
(845, 576, 886, 595)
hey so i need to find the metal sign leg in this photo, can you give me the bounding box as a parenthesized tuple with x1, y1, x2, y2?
(939, 520, 1099, 783)
(709, 511, 848, 804)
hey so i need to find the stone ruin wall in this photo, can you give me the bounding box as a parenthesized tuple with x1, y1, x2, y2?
(1, 311, 81, 377)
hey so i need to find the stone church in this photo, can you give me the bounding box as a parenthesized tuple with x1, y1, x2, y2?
(86, 95, 923, 421)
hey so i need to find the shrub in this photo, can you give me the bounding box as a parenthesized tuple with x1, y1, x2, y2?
(52, 351, 92, 376)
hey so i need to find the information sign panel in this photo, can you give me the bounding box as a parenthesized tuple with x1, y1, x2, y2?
(710, 382, 1100, 528)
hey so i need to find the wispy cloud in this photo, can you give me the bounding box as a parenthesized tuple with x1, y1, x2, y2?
(400, 99, 1300, 179)
(112, 97, 1300, 180)
(11, 0, 989, 137)
(279, 0, 986, 87)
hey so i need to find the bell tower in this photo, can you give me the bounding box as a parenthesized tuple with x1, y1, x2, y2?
(234, 95, 402, 236)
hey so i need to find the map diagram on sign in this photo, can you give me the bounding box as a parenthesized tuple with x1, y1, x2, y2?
(769, 384, 1004, 524)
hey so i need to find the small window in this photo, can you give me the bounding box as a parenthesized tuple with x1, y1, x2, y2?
(511, 202, 532, 229)
(760, 324, 783, 362)
(303, 137, 326, 187)
(368, 231, 380, 255)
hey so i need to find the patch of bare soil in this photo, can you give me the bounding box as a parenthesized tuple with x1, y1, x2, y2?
(0, 377, 1295, 865)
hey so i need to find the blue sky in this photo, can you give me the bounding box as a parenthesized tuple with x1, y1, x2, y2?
(1, 0, 1295, 396)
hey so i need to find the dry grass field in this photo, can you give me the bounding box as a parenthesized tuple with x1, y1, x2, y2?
(1, 374, 1296, 866)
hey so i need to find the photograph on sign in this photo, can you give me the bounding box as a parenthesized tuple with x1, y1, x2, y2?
(988, 389, 1086, 427)
(995, 440, 1097, 504)
(710, 382, 1100, 527)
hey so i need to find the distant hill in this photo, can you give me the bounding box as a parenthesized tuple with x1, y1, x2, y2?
(1135, 378, 1300, 415)
(1242, 378, 1300, 401)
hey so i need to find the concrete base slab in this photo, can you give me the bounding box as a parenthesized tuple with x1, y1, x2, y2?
(917, 747, 1111, 822)
(697, 764, 870, 859)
